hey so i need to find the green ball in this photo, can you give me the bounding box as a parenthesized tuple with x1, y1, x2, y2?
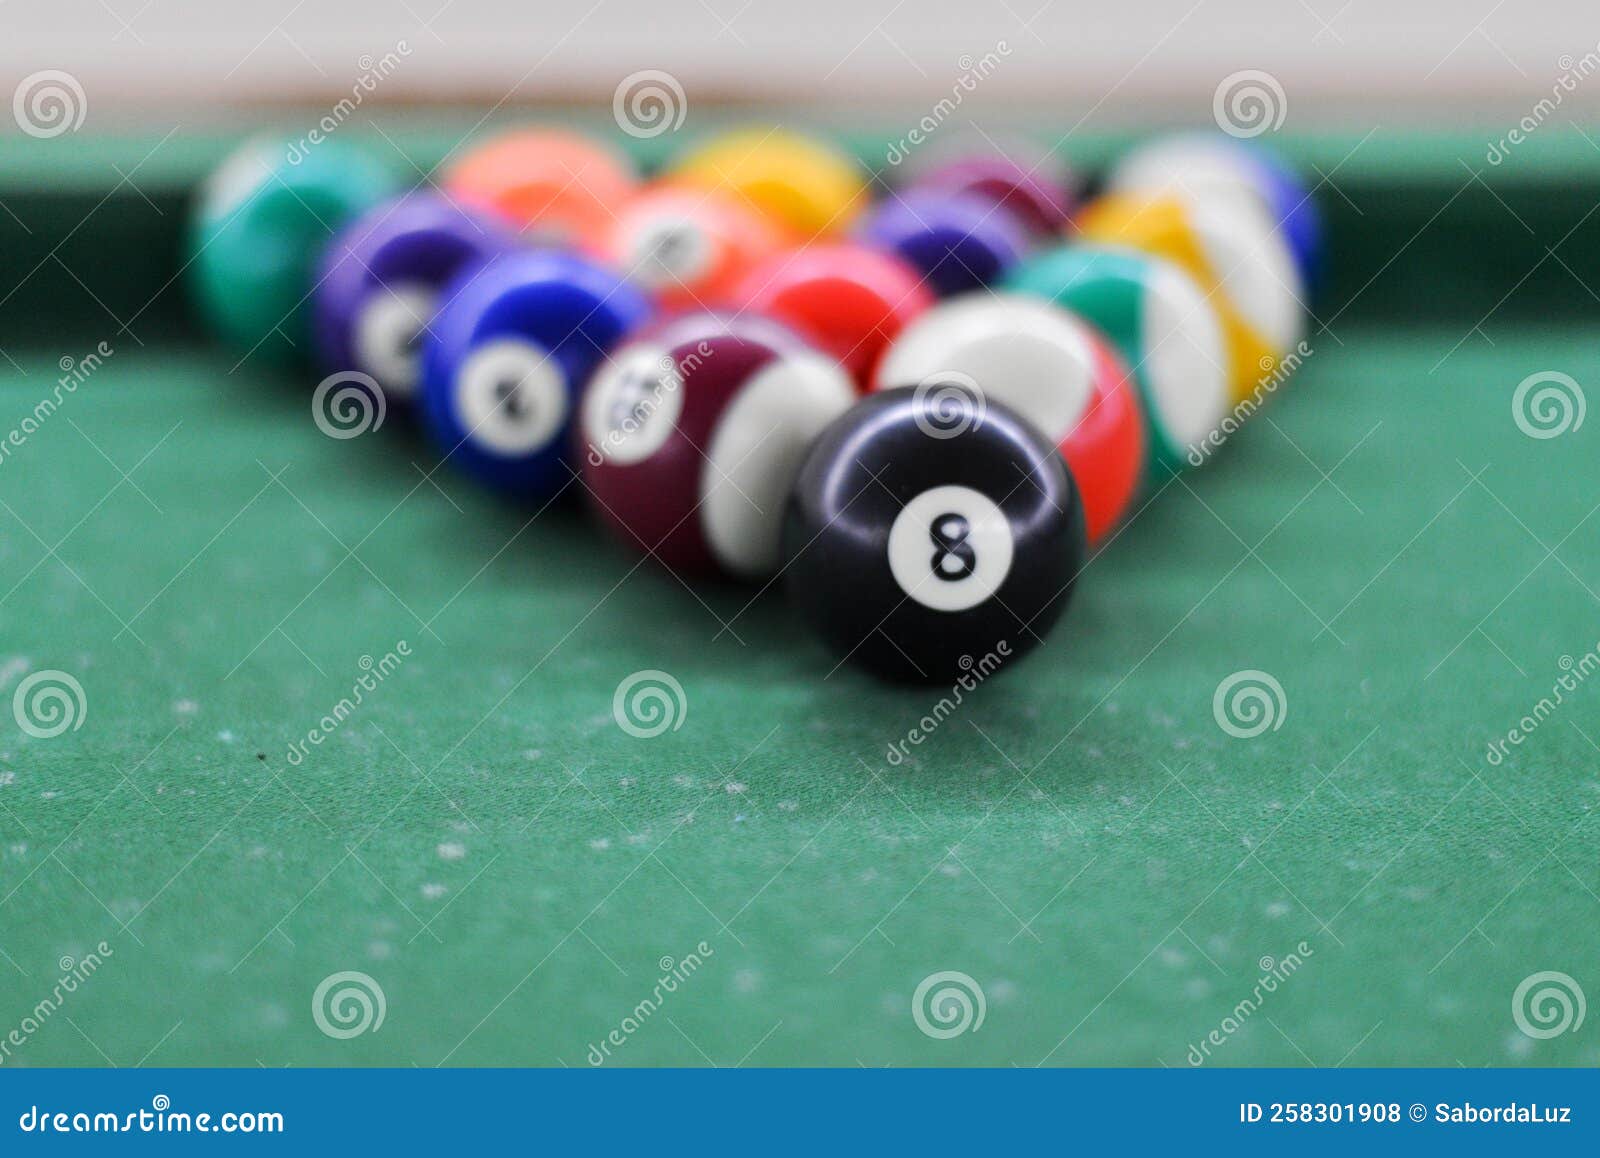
(188, 137, 403, 364)
(1006, 245, 1231, 474)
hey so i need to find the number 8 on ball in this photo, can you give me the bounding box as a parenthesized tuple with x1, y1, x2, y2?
(782, 385, 1087, 683)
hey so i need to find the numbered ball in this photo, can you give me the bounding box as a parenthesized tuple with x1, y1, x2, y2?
(441, 128, 637, 246)
(189, 137, 402, 361)
(597, 185, 785, 309)
(1075, 192, 1303, 404)
(906, 150, 1076, 237)
(732, 243, 934, 389)
(1106, 132, 1324, 291)
(580, 314, 855, 578)
(856, 189, 1031, 297)
(876, 294, 1145, 545)
(666, 128, 868, 238)
(314, 193, 512, 405)
(1006, 245, 1229, 475)
(783, 385, 1087, 683)
(420, 251, 652, 498)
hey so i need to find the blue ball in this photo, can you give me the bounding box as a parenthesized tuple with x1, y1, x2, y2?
(315, 192, 513, 406)
(1248, 146, 1325, 292)
(420, 250, 653, 498)
(856, 189, 1030, 297)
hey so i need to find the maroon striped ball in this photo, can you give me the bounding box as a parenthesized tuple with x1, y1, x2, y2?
(579, 313, 855, 578)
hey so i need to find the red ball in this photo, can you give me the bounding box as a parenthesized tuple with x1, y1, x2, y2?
(875, 294, 1146, 545)
(730, 244, 934, 389)
(1067, 338, 1146, 544)
(579, 314, 856, 578)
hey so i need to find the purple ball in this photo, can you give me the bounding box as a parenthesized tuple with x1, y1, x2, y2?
(857, 190, 1032, 297)
(315, 192, 512, 404)
(909, 155, 1076, 238)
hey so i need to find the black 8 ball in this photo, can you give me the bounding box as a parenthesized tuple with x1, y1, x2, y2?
(781, 383, 1087, 683)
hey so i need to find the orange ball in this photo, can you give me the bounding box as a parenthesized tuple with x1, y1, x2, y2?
(441, 128, 636, 247)
(598, 184, 787, 309)
(732, 244, 934, 389)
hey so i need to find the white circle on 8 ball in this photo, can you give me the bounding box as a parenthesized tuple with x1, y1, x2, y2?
(887, 485, 1015, 612)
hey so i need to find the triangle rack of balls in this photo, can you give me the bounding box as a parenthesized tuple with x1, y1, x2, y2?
(189, 125, 1321, 684)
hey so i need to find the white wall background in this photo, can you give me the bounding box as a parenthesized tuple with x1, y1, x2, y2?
(1, 0, 1595, 126)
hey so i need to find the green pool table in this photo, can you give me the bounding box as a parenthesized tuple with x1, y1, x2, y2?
(1, 118, 1597, 1068)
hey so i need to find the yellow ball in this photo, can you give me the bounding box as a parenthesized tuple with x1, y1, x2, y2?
(667, 128, 868, 239)
(1075, 193, 1304, 404)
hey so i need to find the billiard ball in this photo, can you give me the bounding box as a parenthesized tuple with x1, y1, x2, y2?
(189, 137, 402, 361)
(665, 128, 868, 238)
(579, 313, 855, 578)
(903, 148, 1076, 237)
(731, 243, 934, 389)
(782, 384, 1086, 683)
(1106, 132, 1324, 291)
(1075, 192, 1303, 404)
(314, 193, 512, 405)
(1006, 244, 1229, 476)
(855, 189, 1032, 296)
(596, 184, 785, 310)
(441, 127, 636, 246)
(875, 294, 1145, 545)
(419, 250, 653, 498)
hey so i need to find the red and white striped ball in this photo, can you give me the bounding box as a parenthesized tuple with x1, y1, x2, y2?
(875, 294, 1146, 545)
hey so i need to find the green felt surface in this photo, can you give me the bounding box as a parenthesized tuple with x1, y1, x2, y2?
(3, 318, 1598, 1067)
